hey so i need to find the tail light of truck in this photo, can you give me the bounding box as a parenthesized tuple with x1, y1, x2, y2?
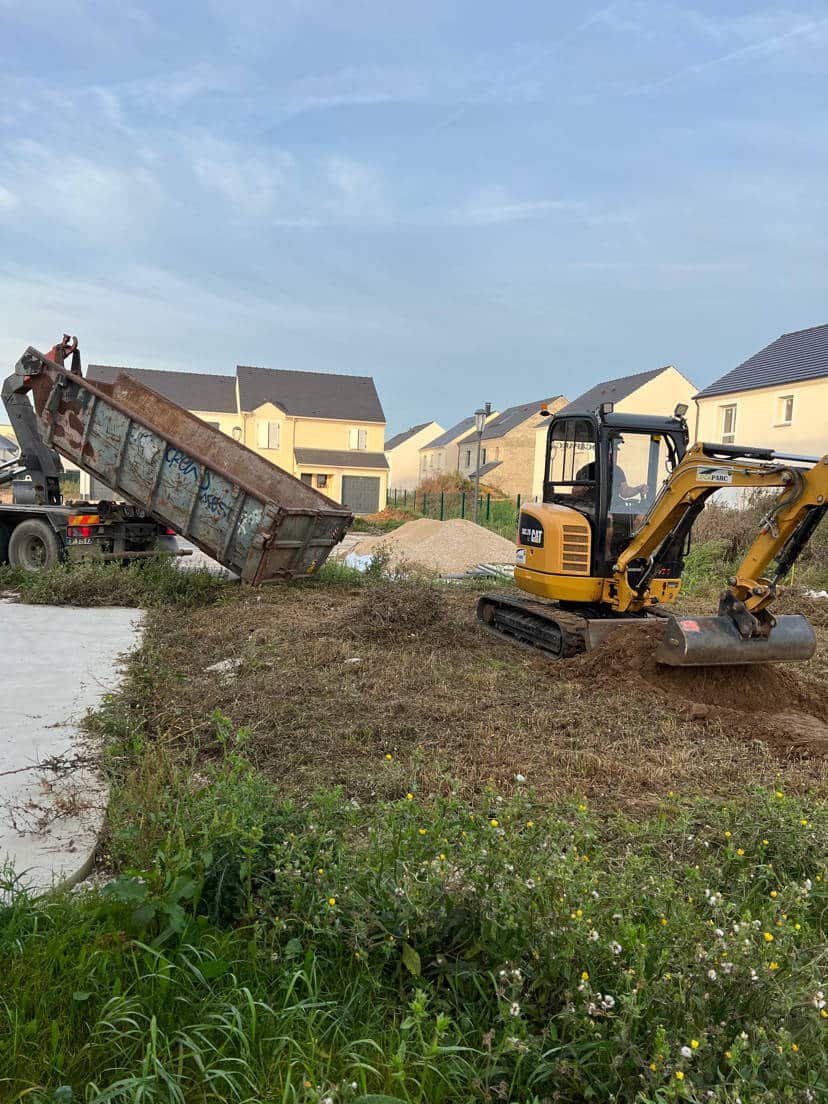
(68, 513, 101, 539)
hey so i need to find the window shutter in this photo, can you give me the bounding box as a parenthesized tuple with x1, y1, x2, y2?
(348, 427, 358, 449)
(268, 421, 280, 448)
(256, 421, 269, 448)
(358, 428, 367, 449)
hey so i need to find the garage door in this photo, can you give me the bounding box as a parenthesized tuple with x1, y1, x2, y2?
(341, 475, 380, 514)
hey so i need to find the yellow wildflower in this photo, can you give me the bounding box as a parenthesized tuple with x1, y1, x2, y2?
(489, 818, 499, 828)
(439, 853, 446, 861)
(328, 897, 336, 906)
(770, 890, 778, 898)
(737, 848, 745, 856)
(581, 970, 589, 981)
(690, 1039, 699, 1049)
(792, 1043, 799, 1052)
(724, 830, 732, 839)
(384, 753, 392, 761)
(769, 961, 779, 971)
(649, 1062, 657, 1072)
(764, 932, 774, 942)
(661, 917, 668, 926)
(406, 792, 413, 801)
(675, 1070, 684, 1081)
(418, 828, 427, 836)
(724, 1051, 732, 1059)
(800, 819, 809, 827)
(526, 820, 534, 827)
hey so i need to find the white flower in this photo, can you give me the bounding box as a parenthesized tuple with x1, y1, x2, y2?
(681, 1046, 693, 1059)
(601, 994, 615, 1010)
(739, 1031, 748, 1041)
(591, 890, 599, 899)
(722, 962, 733, 974)
(589, 929, 599, 941)
(610, 941, 622, 955)
(707, 969, 718, 980)
(804, 878, 812, 892)
(514, 773, 526, 783)
(525, 878, 536, 889)
(813, 990, 826, 1010)
(714, 928, 724, 938)
(509, 1001, 521, 1016)
(511, 968, 523, 981)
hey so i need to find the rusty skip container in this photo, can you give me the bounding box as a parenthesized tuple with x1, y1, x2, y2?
(20, 346, 353, 582)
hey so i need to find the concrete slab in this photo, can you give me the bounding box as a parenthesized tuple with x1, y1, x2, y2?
(0, 603, 142, 895)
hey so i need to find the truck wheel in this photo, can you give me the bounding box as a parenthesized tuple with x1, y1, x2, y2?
(8, 519, 62, 572)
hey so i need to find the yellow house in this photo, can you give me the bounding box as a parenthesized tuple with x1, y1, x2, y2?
(86, 362, 388, 513)
(456, 395, 567, 497)
(385, 421, 443, 491)
(694, 323, 828, 458)
(531, 365, 696, 500)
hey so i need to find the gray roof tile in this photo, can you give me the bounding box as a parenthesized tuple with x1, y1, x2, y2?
(458, 396, 564, 443)
(385, 422, 432, 451)
(695, 324, 828, 399)
(294, 448, 389, 470)
(237, 364, 384, 422)
(559, 368, 664, 415)
(421, 415, 477, 450)
(87, 364, 237, 413)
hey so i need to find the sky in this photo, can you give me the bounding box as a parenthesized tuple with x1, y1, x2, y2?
(1, 1, 827, 434)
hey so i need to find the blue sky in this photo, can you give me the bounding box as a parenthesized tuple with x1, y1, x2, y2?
(1, 2, 826, 433)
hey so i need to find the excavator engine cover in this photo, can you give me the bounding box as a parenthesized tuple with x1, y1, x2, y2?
(655, 613, 817, 667)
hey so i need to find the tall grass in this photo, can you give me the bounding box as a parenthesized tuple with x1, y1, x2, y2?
(2, 713, 826, 1102)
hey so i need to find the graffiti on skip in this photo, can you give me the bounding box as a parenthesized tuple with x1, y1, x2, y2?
(164, 448, 230, 518)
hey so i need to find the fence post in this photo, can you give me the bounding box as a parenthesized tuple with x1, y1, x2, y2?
(413, 490, 416, 511)
(460, 492, 465, 518)
(439, 491, 444, 520)
(486, 493, 491, 521)
(516, 493, 521, 517)
(394, 489, 397, 506)
(423, 492, 428, 516)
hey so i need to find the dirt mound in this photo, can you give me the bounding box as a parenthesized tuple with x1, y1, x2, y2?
(353, 518, 516, 575)
(568, 621, 828, 758)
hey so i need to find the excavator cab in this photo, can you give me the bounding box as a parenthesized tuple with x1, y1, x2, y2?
(542, 408, 689, 575)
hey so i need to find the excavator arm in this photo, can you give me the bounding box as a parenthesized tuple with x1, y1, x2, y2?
(610, 441, 828, 663)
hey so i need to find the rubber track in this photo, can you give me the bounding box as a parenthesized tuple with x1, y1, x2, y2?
(477, 592, 588, 659)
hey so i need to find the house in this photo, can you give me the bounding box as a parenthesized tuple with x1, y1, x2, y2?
(417, 414, 498, 482)
(456, 395, 567, 497)
(385, 421, 443, 491)
(0, 430, 17, 462)
(531, 365, 696, 499)
(694, 324, 828, 458)
(86, 362, 388, 514)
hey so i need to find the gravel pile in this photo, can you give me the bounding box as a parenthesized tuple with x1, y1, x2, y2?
(353, 518, 517, 575)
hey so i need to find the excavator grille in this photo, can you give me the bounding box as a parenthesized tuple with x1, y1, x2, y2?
(561, 524, 590, 574)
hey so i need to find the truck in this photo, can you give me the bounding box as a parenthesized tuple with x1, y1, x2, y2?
(0, 336, 353, 581)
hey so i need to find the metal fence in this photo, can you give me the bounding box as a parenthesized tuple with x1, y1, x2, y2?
(386, 488, 523, 537)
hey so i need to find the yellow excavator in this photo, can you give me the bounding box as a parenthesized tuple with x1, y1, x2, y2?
(477, 400, 827, 666)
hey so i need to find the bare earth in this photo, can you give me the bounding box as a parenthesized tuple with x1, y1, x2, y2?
(351, 518, 517, 574)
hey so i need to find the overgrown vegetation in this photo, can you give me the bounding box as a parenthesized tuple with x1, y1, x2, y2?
(3, 713, 826, 1102)
(0, 558, 233, 608)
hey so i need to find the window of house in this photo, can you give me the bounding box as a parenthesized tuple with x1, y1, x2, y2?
(348, 427, 368, 449)
(436, 450, 444, 468)
(232, 426, 242, 441)
(257, 420, 280, 449)
(720, 404, 737, 444)
(316, 474, 329, 489)
(481, 448, 487, 465)
(464, 449, 471, 467)
(776, 395, 794, 425)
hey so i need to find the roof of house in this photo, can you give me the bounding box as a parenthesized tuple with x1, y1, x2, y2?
(0, 433, 18, 452)
(421, 415, 477, 450)
(470, 459, 502, 479)
(294, 448, 389, 470)
(695, 324, 828, 399)
(559, 368, 665, 415)
(458, 397, 565, 443)
(237, 364, 385, 422)
(87, 364, 237, 413)
(385, 422, 433, 451)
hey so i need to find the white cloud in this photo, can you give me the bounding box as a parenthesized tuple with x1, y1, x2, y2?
(0, 183, 19, 212)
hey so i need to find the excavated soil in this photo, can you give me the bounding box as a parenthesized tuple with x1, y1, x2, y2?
(569, 622, 828, 757)
(352, 518, 517, 575)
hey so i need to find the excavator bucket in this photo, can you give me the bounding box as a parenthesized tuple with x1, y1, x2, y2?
(655, 613, 817, 667)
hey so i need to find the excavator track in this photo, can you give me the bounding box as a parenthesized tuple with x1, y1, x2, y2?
(476, 592, 588, 659)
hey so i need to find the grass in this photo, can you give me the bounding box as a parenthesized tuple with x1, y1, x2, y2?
(0, 558, 234, 608)
(2, 745, 826, 1101)
(1, 531, 826, 1101)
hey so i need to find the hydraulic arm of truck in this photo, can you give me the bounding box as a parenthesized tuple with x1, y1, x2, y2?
(0, 335, 80, 504)
(609, 441, 828, 637)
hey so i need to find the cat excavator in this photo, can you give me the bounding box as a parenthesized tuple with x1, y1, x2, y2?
(477, 400, 827, 666)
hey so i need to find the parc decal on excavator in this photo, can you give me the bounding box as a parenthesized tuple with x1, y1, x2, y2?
(479, 399, 827, 667)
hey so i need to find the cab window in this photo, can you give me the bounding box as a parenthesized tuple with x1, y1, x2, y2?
(545, 419, 596, 509)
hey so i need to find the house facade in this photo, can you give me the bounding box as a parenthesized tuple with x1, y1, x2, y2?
(385, 421, 443, 491)
(86, 362, 388, 514)
(531, 365, 696, 499)
(417, 413, 498, 482)
(456, 395, 567, 497)
(694, 324, 828, 459)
